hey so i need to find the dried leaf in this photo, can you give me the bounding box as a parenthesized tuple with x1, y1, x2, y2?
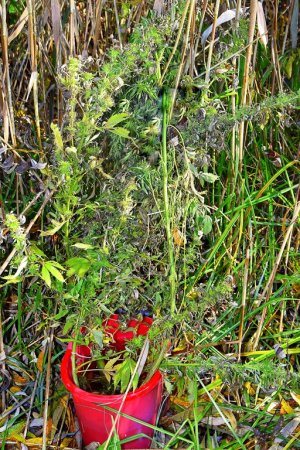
(13, 374, 28, 386)
(30, 158, 47, 170)
(37, 350, 45, 372)
(291, 0, 299, 49)
(244, 381, 256, 396)
(51, 400, 65, 440)
(280, 397, 294, 414)
(170, 396, 192, 408)
(26, 71, 38, 101)
(46, 417, 53, 437)
(153, 0, 164, 15)
(136, 337, 149, 376)
(172, 228, 185, 246)
(51, 0, 62, 48)
(15, 160, 30, 174)
(29, 418, 44, 428)
(24, 437, 43, 445)
(290, 391, 300, 406)
(257, 2, 268, 46)
(202, 8, 247, 45)
(8, 7, 29, 44)
(10, 386, 21, 393)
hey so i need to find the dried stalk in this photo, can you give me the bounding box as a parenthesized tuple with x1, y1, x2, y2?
(160, 0, 191, 85)
(70, 0, 76, 56)
(238, 0, 258, 168)
(27, 0, 43, 151)
(1, 0, 17, 146)
(193, 0, 208, 73)
(251, 200, 300, 350)
(281, 0, 295, 54)
(0, 311, 6, 412)
(113, 0, 123, 50)
(204, 0, 221, 84)
(42, 328, 54, 450)
(102, 338, 150, 450)
(169, 0, 196, 118)
(238, 248, 250, 360)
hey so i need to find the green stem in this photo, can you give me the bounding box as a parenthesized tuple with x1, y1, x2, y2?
(161, 90, 176, 315)
(71, 329, 79, 387)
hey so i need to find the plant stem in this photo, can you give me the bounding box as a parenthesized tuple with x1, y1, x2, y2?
(161, 90, 176, 316)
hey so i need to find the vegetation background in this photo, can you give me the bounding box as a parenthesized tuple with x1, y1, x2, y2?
(0, 0, 299, 449)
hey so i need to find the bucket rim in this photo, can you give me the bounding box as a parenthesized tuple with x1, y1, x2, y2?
(61, 347, 163, 404)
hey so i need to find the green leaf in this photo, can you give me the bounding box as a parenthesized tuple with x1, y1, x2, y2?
(65, 257, 91, 278)
(110, 127, 130, 138)
(41, 266, 51, 287)
(92, 329, 103, 349)
(0, 420, 26, 440)
(29, 243, 46, 257)
(164, 378, 173, 394)
(0, 275, 23, 287)
(72, 243, 94, 250)
(40, 220, 66, 236)
(1, 274, 22, 282)
(47, 260, 65, 270)
(199, 172, 219, 183)
(202, 215, 212, 235)
(63, 316, 76, 335)
(53, 309, 69, 320)
(99, 258, 113, 268)
(44, 262, 65, 283)
(105, 113, 129, 128)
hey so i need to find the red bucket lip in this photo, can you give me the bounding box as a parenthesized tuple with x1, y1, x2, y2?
(61, 348, 162, 403)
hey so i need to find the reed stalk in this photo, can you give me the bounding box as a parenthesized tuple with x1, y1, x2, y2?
(70, 0, 75, 56)
(1, 0, 16, 146)
(27, 0, 43, 151)
(204, 0, 220, 84)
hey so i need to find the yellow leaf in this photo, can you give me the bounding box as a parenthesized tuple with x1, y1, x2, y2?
(1, 421, 26, 439)
(0, 406, 12, 426)
(267, 401, 279, 413)
(290, 391, 300, 407)
(61, 437, 74, 447)
(25, 437, 44, 445)
(10, 386, 21, 393)
(46, 418, 53, 437)
(244, 381, 256, 396)
(223, 409, 237, 430)
(280, 397, 294, 414)
(170, 395, 192, 408)
(172, 228, 185, 246)
(13, 373, 29, 385)
(9, 433, 26, 443)
(37, 350, 45, 372)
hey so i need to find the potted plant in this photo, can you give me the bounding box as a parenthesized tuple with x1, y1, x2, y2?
(44, 16, 216, 446)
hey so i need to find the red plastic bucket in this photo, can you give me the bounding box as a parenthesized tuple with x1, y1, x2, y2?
(61, 345, 163, 449)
